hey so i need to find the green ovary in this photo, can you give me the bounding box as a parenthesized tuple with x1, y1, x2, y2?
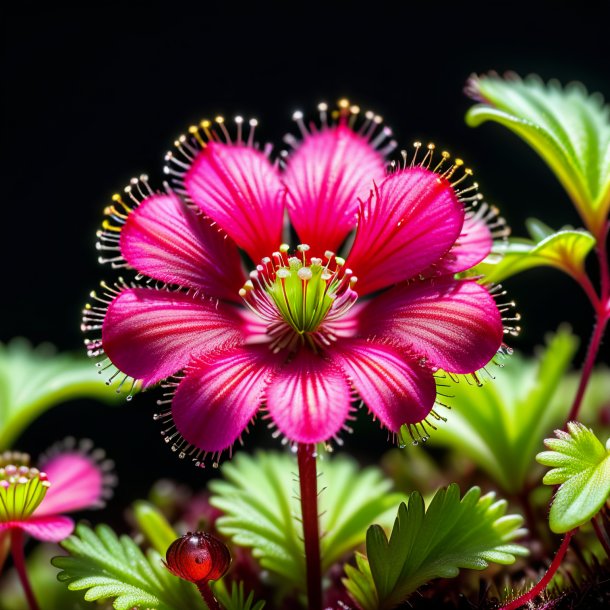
(268, 258, 335, 334)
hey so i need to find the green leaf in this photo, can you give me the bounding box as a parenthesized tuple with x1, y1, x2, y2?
(209, 451, 405, 588)
(52, 523, 205, 610)
(474, 223, 595, 284)
(343, 553, 378, 610)
(0, 339, 132, 449)
(466, 73, 610, 235)
(429, 327, 579, 493)
(344, 485, 528, 610)
(133, 500, 179, 555)
(212, 580, 266, 610)
(537, 422, 610, 533)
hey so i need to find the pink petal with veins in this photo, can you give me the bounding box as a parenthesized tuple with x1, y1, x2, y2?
(185, 142, 284, 263)
(0, 516, 74, 542)
(347, 168, 464, 295)
(172, 346, 277, 453)
(266, 350, 351, 443)
(361, 277, 503, 373)
(283, 125, 385, 254)
(428, 211, 493, 275)
(333, 340, 437, 429)
(120, 193, 245, 300)
(102, 288, 243, 387)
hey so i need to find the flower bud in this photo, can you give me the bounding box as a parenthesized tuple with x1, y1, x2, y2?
(164, 531, 231, 584)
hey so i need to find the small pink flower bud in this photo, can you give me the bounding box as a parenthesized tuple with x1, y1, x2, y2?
(165, 531, 231, 584)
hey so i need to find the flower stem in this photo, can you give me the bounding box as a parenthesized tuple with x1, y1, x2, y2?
(197, 581, 221, 610)
(501, 530, 574, 610)
(10, 529, 40, 610)
(297, 443, 322, 610)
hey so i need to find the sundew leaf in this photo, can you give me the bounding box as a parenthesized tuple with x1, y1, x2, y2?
(209, 451, 405, 588)
(537, 422, 610, 533)
(474, 222, 595, 284)
(52, 523, 205, 610)
(343, 485, 528, 610)
(466, 73, 610, 235)
(0, 339, 131, 449)
(429, 327, 579, 494)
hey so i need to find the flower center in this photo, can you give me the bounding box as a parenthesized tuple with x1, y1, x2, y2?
(240, 244, 358, 352)
(0, 452, 50, 521)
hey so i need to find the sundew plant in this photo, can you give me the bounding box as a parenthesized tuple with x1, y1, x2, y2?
(1, 73, 610, 610)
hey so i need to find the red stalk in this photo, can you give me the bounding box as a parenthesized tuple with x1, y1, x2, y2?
(297, 443, 322, 610)
(197, 581, 222, 610)
(10, 529, 40, 610)
(501, 530, 574, 610)
(564, 221, 609, 426)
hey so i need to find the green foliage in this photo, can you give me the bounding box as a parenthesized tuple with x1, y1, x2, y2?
(429, 327, 579, 493)
(52, 523, 205, 610)
(212, 581, 266, 610)
(133, 500, 178, 555)
(209, 451, 405, 588)
(0, 339, 129, 449)
(466, 73, 610, 235)
(537, 422, 610, 533)
(474, 218, 595, 284)
(343, 485, 528, 610)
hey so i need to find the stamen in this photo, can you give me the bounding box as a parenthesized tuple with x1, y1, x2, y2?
(239, 244, 359, 353)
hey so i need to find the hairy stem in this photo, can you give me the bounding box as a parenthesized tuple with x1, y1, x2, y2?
(501, 530, 574, 610)
(10, 529, 40, 610)
(298, 443, 322, 610)
(197, 581, 221, 610)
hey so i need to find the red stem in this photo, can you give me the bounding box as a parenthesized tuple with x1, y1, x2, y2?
(563, 221, 609, 426)
(197, 580, 221, 610)
(501, 530, 574, 610)
(10, 529, 40, 610)
(597, 221, 609, 303)
(564, 313, 608, 426)
(298, 443, 322, 610)
(591, 515, 610, 558)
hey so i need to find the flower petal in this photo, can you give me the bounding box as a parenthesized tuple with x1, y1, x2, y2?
(184, 142, 284, 262)
(430, 211, 493, 275)
(283, 125, 385, 253)
(332, 340, 437, 430)
(0, 516, 75, 542)
(120, 193, 245, 300)
(172, 346, 276, 453)
(266, 350, 351, 443)
(37, 452, 104, 516)
(102, 287, 243, 387)
(362, 277, 503, 373)
(347, 168, 464, 295)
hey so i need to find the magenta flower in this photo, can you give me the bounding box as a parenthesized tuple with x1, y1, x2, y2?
(0, 440, 114, 542)
(85, 101, 510, 464)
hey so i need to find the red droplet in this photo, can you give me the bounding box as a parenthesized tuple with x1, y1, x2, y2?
(165, 531, 231, 583)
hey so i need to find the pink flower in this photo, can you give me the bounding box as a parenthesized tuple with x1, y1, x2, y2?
(0, 440, 114, 542)
(85, 101, 511, 465)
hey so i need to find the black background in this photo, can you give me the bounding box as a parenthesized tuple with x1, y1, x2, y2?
(2, 2, 610, 517)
